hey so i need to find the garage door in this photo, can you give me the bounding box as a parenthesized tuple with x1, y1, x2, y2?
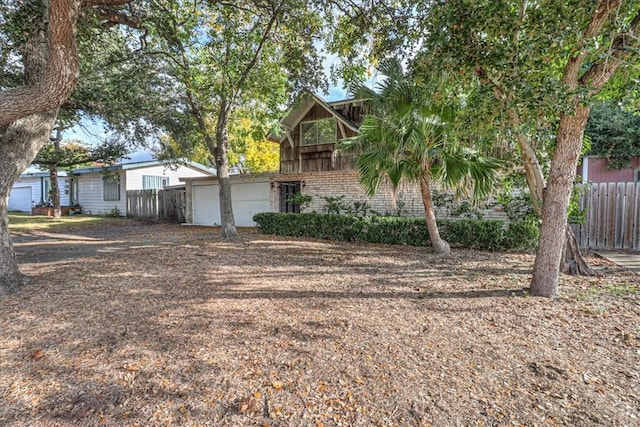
(193, 185, 220, 225)
(8, 187, 32, 212)
(232, 181, 270, 226)
(192, 181, 270, 227)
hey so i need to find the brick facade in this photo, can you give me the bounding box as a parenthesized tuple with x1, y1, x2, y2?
(270, 170, 507, 220)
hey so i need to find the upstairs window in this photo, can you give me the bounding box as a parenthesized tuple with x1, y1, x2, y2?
(301, 118, 337, 146)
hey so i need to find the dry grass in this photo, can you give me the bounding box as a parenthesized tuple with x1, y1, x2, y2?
(1, 220, 639, 426)
(8, 212, 123, 233)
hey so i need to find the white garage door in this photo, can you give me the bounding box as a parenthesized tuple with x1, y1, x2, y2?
(232, 181, 271, 226)
(192, 181, 270, 227)
(193, 185, 220, 225)
(8, 187, 32, 212)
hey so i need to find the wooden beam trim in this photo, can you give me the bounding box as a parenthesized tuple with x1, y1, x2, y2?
(338, 121, 347, 140)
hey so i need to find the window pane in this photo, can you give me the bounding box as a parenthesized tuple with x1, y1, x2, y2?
(103, 177, 120, 201)
(143, 175, 163, 190)
(301, 122, 316, 146)
(317, 119, 336, 144)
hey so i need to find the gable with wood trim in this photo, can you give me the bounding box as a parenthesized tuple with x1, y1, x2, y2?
(270, 93, 364, 174)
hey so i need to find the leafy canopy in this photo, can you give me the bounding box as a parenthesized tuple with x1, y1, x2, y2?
(585, 101, 640, 169)
(339, 58, 501, 199)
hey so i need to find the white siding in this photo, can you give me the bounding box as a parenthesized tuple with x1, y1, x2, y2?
(125, 164, 211, 190)
(10, 175, 70, 208)
(75, 164, 211, 216)
(76, 171, 127, 216)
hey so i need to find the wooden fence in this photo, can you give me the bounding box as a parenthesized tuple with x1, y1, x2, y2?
(126, 189, 157, 219)
(573, 182, 640, 250)
(158, 187, 186, 223)
(126, 188, 186, 222)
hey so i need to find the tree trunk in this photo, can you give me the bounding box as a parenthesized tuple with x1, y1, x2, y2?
(0, 4, 62, 295)
(505, 108, 545, 215)
(215, 105, 238, 239)
(50, 128, 62, 218)
(506, 107, 593, 278)
(561, 225, 594, 275)
(0, 110, 59, 294)
(419, 174, 450, 254)
(531, 106, 591, 297)
(50, 167, 61, 218)
(0, 194, 30, 295)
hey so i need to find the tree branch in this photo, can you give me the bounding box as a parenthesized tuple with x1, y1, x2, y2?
(579, 7, 640, 93)
(231, 4, 280, 103)
(562, 0, 624, 86)
(0, 0, 80, 128)
(82, 0, 133, 8)
(96, 8, 140, 28)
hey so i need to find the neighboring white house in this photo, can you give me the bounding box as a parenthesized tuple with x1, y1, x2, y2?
(181, 173, 272, 227)
(8, 171, 70, 212)
(73, 160, 215, 216)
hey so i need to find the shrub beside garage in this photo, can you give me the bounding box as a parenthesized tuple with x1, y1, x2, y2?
(253, 212, 538, 251)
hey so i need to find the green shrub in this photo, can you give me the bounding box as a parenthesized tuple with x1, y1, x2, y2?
(253, 212, 538, 251)
(503, 220, 540, 250)
(439, 219, 505, 250)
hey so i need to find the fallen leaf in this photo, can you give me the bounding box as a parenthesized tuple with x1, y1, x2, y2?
(29, 349, 46, 361)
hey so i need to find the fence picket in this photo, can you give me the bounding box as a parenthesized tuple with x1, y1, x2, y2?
(635, 184, 640, 250)
(158, 188, 186, 223)
(614, 183, 625, 248)
(578, 182, 638, 250)
(587, 184, 599, 247)
(126, 189, 157, 219)
(623, 183, 634, 249)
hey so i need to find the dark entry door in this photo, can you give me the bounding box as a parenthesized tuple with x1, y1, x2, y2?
(279, 181, 301, 213)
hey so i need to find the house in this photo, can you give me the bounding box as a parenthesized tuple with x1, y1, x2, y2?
(8, 171, 71, 212)
(266, 93, 427, 216)
(578, 155, 640, 183)
(72, 160, 215, 216)
(181, 93, 505, 227)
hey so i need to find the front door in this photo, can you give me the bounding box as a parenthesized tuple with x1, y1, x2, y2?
(279, 181, 301, 213)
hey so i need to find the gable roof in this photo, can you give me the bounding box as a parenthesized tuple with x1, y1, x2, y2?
(72, 159, 215, 175)
(268, 93, 360, 143)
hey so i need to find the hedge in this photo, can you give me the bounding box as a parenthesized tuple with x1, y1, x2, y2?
(253, 212, 539, 251)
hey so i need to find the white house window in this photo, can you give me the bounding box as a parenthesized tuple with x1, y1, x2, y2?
(301, 118, 337, 146)
(103, 176, 120, 201)
(143, 175, 169, 190)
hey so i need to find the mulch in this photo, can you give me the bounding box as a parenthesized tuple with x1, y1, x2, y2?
(1, 220, 639, 426)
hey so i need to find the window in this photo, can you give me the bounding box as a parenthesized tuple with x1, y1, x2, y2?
(300, 118, 337, 146)
(103, 176, 120, 201)
(635, 167, 640, 183)
(42, 178, 51, 204)
(279, 182, 301, 213)
(142, 175, 169, 190)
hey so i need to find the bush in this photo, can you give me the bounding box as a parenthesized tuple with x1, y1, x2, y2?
(503, 220, 540, 250)
(253, 212, 538, 251)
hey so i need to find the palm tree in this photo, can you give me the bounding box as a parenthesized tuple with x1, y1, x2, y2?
(338, 59, 500, 254)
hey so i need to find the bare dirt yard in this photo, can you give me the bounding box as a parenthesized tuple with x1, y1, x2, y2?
(1, 218, 639, 426)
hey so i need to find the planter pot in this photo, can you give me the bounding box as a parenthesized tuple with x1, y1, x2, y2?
(31, 206, 82, 217)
